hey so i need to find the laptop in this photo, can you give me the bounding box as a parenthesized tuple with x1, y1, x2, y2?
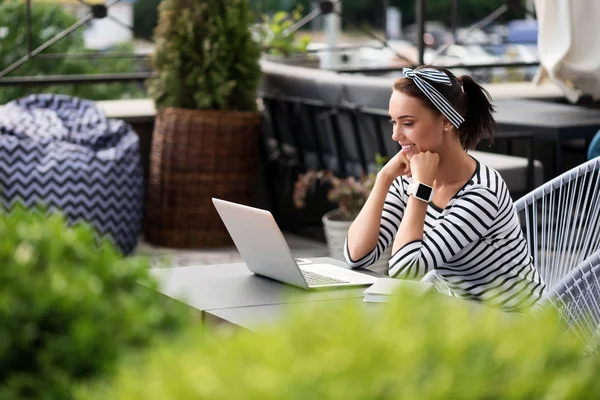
(212, 198, 377, 289)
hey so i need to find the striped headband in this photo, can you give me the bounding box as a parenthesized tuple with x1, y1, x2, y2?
(402, 67, 465, 128)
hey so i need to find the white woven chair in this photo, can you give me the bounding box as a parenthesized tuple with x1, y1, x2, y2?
(514, 157, 600, 290)
(537, 251, 600, 355)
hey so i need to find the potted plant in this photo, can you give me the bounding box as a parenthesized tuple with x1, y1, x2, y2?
(145, 0, 262, 248)
(253, 6, 319, 68)
(293, 155, 391, 274)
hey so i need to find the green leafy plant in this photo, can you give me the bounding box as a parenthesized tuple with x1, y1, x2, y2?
(0, 0, 144, 104)
(78, 289, 600, 399)
(293, 154, 388, 220)
(253, 6, 311, 57)
(148, 0, 262, 111)
(0, 205, 194, 399)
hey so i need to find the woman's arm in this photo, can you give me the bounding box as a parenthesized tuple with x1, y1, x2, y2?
(391, 196, 429, 254)
(346, 150, 411, 264)
(389, 186, 499, 279)
(346, 171, 396, 261)
(392, 151, 438, 253)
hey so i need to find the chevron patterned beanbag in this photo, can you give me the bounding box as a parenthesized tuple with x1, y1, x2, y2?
(0, 94, 144, 255)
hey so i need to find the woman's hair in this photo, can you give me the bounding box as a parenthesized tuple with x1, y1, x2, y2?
(393, 65, 497, 150)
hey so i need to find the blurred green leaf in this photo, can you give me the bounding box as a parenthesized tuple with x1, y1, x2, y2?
(0, 203, 195, 399)
(79, 290, 600, 399)
(252, 5, 311, 57)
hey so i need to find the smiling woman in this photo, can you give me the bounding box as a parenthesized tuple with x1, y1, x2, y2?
(344, 65, 545, 313)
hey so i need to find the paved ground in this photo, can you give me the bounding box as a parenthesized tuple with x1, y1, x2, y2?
(135, 232, 330, 268)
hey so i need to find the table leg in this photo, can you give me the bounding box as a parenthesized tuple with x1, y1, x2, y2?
(526, 135, 535, 192)
(555, 140, 563, 177)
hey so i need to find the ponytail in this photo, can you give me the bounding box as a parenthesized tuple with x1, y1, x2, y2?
(458, 75, 497, 150)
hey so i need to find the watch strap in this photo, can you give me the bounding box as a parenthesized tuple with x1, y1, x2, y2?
(407, 182, 434, 203)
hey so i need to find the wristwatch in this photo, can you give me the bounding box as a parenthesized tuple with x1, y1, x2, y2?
(407, 182, 434, 203)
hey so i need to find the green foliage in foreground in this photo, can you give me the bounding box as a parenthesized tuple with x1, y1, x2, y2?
(0, 205, 194, 399)
(80, 289, 600, 399)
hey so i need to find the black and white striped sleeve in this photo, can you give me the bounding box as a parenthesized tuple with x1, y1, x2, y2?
(344, 178, 406, 269)
(389, 186, 499, 279)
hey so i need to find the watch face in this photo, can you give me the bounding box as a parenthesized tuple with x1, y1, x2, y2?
(416, 184, 432, 200)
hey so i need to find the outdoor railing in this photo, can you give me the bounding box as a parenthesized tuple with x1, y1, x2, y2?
(0, 0, 538, 88)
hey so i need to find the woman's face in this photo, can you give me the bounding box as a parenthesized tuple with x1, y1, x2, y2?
(388, 90, 445, 159)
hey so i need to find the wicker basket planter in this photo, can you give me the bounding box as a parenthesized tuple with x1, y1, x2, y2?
(145, 107, 261, 248)
(322, 209, 391, 275)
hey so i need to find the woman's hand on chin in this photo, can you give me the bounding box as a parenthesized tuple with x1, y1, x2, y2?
(410, 151, 439, 185)
(380, 150, 412, 181)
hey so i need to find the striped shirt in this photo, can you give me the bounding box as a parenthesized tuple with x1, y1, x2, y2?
(344, 159, 546, 311)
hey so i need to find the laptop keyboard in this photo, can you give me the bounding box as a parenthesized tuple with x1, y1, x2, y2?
(301, 269, 349, 286)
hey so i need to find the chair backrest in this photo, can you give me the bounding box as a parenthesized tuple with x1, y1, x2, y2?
(587, 129, 600, 160)
(514, 157, 600, 289)
(537, 250, 600, 355)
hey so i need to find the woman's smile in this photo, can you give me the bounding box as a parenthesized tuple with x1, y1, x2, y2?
(400, 143, 419, 156)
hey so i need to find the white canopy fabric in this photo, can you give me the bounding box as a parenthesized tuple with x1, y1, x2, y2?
(534, 0, 600, 102)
